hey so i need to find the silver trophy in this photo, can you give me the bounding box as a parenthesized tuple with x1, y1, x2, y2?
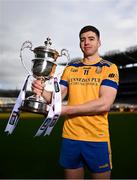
(19, 37, 70, 115)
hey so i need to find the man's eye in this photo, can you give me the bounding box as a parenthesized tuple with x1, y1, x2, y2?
(80, 39, 85, 42)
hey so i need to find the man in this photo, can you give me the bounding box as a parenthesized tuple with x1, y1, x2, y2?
(32, 25, 119, 179)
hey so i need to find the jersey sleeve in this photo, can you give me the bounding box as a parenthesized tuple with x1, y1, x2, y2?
(101, 64, 119, 90)
(59, 66, 70, 87)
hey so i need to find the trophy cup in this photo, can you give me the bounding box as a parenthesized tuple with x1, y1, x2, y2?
(4, 37, 70, 135)
(19, 37, 69, 114)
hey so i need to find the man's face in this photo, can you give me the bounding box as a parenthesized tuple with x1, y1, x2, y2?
(80, 31, 101, 57)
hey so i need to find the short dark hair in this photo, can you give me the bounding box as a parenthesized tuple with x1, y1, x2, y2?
(79, 25, 100, 39)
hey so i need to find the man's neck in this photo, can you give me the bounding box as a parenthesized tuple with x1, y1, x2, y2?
(83, 53, 101, 64)
(84, 53, 100, 61)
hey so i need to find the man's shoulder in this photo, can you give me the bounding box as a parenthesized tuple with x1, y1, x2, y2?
(100, 59, 117, 67)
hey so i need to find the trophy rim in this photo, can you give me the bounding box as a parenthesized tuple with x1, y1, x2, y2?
(34, 46, 59, 55)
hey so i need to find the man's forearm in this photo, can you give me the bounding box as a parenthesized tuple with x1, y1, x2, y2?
(42, 90, 52, 104)
(61, 98, 111, 116)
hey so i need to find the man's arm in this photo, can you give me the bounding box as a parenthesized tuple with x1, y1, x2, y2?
(60, 84, 68, 100)
(61, 85, 117, 116)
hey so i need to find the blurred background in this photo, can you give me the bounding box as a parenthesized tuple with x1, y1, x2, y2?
(0, 0, 137, 179)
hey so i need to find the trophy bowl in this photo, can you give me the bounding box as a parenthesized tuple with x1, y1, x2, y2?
(32, 58, 56, 77)
(32, 46, 58, 78)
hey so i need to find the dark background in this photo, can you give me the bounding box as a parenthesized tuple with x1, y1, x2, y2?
(0, 113, 137, 179)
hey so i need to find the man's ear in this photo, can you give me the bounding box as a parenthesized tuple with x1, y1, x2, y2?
(79, 42, 82, 50)
(98, 39, 101, 47)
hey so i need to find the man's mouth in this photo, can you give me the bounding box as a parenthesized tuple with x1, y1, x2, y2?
(84, 47, 91, 50)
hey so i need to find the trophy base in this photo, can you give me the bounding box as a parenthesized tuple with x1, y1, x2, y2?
(20, 98, 48, 115)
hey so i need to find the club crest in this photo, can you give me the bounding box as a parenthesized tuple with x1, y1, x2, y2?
(95, 66, 102, 74)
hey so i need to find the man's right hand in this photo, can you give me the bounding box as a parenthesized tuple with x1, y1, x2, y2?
(31, 79, 44, 96)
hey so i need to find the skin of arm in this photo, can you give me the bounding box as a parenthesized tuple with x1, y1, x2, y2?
(61, 85, 117, 116)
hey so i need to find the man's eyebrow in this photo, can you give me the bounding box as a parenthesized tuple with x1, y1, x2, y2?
(88, 36, 95, 38)
(80, 36, 95, 40)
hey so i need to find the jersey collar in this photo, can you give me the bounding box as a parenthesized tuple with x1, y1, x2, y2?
(82, 57, 102, 65)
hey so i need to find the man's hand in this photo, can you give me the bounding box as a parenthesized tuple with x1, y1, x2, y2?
(31, 79, 44, 96)
(32, 79, 52, 103)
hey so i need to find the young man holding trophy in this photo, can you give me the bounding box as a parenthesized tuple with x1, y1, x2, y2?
(32, 25, 119, 179)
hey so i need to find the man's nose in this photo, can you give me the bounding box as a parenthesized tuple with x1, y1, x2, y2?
(84, 39, 89, 45)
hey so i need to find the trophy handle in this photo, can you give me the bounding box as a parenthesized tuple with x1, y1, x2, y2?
(20, 41, 33, 75)
(60, 49, 71, 66)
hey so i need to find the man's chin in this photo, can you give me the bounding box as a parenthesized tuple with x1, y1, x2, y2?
(84, 53, 94, 57)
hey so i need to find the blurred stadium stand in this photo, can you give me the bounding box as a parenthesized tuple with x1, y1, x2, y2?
(0, 97, 16, 112)
(0, 46, 137, 112)
(0, 91, 32, 112)
(103, 45, 137, 112)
